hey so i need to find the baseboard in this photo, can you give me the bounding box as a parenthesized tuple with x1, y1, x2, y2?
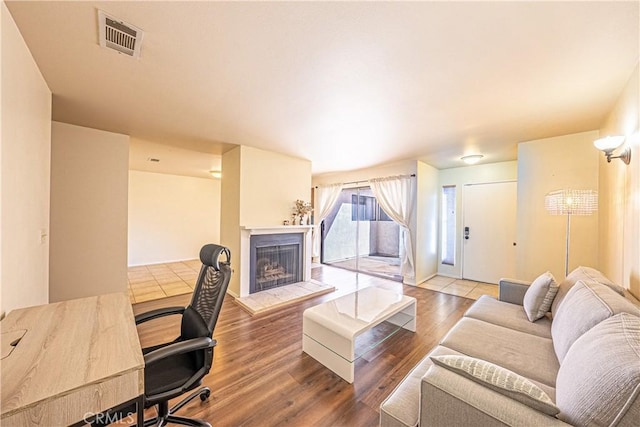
(435, 272, 461, 279)
(226, 289, 239, 299)
(127, 257, 198, 268)
(414, 273, 438, 286)
(403, 277, 416, 286)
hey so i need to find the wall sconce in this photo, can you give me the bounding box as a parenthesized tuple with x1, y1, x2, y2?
(593, 136, 631, 165)
(210, 170, 222, 179)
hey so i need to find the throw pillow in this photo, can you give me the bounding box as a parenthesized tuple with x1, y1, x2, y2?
(430, 355, 560, 416)
(523, 272, 558, 322)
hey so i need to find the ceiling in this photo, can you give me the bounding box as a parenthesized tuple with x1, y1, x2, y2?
(129, 137, 221, 179)
(6, 1, 639, 174)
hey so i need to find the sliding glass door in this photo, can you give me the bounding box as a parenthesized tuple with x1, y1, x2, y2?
(321, 186, 402, 281)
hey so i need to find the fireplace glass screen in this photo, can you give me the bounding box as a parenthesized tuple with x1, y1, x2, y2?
(250, 233, 304, 294)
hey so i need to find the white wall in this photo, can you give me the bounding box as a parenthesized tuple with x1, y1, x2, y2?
(1, 2, 51, 314)
(516, 131, 599, 281)
(221, 146, 312, 296)
(437, 161, 518, 278)
(415, 161, 439, 284)
(128, 170, 221, 266)
(49, 122, 129, 302)
(598, 64, 640, 298)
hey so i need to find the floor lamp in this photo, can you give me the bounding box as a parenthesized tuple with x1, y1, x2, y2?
(544, 189, 598, 277)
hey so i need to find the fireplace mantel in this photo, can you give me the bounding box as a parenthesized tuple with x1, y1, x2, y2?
(239, 225, 313, 297)
(241, 225, 313, 235)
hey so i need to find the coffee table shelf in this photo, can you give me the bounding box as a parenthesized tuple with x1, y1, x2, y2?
(302, 286, 416, 383)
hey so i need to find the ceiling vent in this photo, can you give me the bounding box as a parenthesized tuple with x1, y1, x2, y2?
(98, 10, 144, 59)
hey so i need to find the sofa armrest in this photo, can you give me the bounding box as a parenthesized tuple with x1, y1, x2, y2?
(498, 278, 531, 305)
(420, 365, 568, 427)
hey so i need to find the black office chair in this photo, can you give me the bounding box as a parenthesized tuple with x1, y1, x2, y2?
(134, 244, 231, 427)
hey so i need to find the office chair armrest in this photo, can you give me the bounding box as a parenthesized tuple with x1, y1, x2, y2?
(144, 337, 217, 366)
(135, 306, 185, 324)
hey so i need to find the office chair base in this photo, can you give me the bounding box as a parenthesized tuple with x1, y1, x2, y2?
(144, 387, 211, 427)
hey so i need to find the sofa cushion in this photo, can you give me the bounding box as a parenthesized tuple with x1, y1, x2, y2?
(430, 355, 560, 416)
(464, 296, 552, 338)
(379, 345, 463, 427)
(440, 317, 559, 387)
(551, 266, 624, 317)
(421, 366, 566, 427)
(523, 272, 558, 322)
(556, 313, 640, 427)
(551, 280, 640, 362)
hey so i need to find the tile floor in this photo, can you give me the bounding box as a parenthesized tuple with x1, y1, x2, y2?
(127, 260, 201, 304)
(128, 261, 498, 306)
(327, 255, 402, 281)
(417, 275, 498, 300)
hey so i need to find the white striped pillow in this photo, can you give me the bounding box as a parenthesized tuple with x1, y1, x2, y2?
(430, 355, 560, 416)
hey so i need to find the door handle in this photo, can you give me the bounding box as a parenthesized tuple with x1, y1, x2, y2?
(464, 226, 470, 240)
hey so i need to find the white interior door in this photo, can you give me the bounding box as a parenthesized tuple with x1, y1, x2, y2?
(462, 181, 517, 284)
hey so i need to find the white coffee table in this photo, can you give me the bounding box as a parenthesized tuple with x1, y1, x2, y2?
(302, 286, 416, 383)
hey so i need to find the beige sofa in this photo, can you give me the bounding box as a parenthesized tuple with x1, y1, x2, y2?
(380, 267, 640, 427)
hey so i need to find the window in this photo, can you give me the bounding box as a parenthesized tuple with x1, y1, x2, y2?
(441, 186, 456, 265)
(378, 205, 393, 221)
(351, 195, 377, 221)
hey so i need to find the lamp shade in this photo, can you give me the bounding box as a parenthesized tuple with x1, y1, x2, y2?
(544, 189, 598, 216)
(594, 136, 625, 152)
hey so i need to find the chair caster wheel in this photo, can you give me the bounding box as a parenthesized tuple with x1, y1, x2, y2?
(200, 390, 211, 401)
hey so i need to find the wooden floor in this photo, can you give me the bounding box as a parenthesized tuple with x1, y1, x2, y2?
(133, 265, 473, 427)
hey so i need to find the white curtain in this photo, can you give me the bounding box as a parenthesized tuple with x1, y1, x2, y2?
(369, 175, 416, 280)
(312, 183, 344, 258)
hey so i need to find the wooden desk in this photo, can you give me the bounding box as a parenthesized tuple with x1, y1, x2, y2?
(1, 293, 145, 426)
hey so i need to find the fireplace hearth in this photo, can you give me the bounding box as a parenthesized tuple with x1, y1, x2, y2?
(249, 233, 304, 294)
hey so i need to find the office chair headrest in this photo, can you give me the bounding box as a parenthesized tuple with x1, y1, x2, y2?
(199, 244, 231, 270)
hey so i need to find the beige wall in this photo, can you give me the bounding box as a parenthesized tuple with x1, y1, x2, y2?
(239, 146, 312, 226)
(49, 122, 129, 302)
(437, 161, 518, 278)
(220, 146, 312, 296)
(516, 131, 599, 281)
(415, 161, 439, 284)
(128, 170, 221, 266)
(598, 64, 640, 298)
(1, 2, 52, 313)
(220, 147, 241, 296)
(312, 160, 417, 187)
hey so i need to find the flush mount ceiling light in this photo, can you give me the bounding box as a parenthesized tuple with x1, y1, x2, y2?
(593, 135, 631, 165)
(210, 171, 222, 179)
(461, 154, 484, 165)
